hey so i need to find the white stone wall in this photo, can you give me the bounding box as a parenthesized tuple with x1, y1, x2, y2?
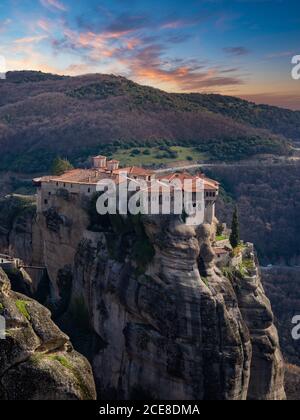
(37, 181, 216, 227)
(204, 201, 215, 224)
(38, 181, 97, 212)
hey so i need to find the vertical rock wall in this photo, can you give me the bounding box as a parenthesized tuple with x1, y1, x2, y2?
(0, 193, 286, 400)
(69, 215, 285, 400)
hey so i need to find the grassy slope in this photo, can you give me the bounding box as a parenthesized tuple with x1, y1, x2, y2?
(113, 146, 207, 166)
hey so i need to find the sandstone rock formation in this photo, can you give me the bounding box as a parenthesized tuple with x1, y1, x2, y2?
(0, 192, 286, 400)
(285, 364, 300, 400)
(0, 268, 96, 400)
(68, 214, 286, 400)
(230, 263, 285, 400)
(0, 195, 43, 266)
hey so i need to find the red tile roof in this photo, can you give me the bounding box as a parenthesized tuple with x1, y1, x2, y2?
(35, 166, 154, 185)
(114, 166, 154, 176)
(157, 172, 219, 192)
(34, 166, 218, 192)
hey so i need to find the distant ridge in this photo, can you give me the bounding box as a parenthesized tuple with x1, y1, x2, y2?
(0, 71, 297, 173)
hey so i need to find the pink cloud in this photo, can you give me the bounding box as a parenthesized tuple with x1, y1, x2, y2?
(40, 0, 67, 12)
(37, 19, 52, 33)
(49, 21, 244, 93)
(13, 35, 48, 45)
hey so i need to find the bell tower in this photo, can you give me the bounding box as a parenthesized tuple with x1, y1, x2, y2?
(92, 155, 107, 169)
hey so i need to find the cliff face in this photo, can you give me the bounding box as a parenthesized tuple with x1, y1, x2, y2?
(69, 211, 285, 400)
(230, 264, 285, 400)
(35, 192, 90, 299)
(261, 267, 300, 367)
(0, 268, 96, 400)
(1, 193, 286, 400)
(0, 195, 43, 266)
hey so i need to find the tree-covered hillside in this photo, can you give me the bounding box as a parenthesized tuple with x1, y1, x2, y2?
(0, 71, 295, 173)
(183, 93, 300, 142)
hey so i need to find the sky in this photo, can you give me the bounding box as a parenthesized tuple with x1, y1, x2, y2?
(0, 0, 299, 109)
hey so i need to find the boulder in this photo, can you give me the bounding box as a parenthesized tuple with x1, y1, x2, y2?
(0, 268, 96, 400)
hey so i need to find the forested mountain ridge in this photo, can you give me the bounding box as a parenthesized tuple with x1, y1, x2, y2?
(0, 71, 295, 173)
(183, 93, 300, 142)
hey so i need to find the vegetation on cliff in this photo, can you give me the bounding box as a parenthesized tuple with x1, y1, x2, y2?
(0, 195, 36, 232)
(230, 207, 240, 249)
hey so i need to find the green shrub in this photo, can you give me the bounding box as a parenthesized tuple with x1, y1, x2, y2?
(242, 258, 255, 271)
(15, 300, 31, 320)
(52, 157, 74, 176)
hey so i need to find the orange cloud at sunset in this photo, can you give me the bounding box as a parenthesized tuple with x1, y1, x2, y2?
(2, 0, 299, 109)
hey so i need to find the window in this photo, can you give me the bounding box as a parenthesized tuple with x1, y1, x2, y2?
(44, 199, 48, 205)
(48, 192, 51, 196)
(88, 188, 91, 193)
